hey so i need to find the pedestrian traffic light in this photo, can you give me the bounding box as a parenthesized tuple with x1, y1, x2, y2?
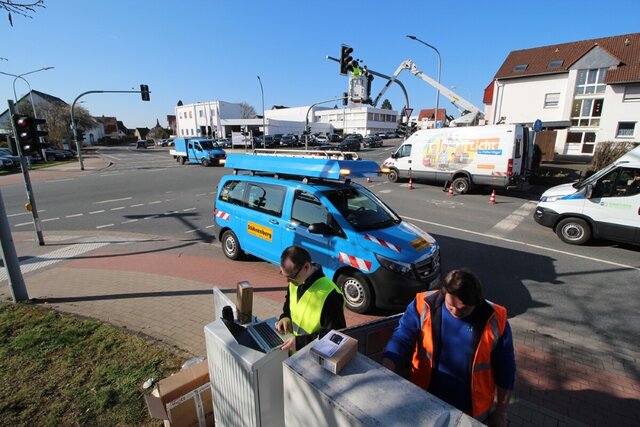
(140, 84, 150, 101)
(12, 114, 36, 155)
(76, 128, 86, 142)
(339, 45, 354, 75)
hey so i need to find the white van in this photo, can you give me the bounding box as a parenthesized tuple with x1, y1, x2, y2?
(382, 124, 533, 193)
(534, 152, 640, 245)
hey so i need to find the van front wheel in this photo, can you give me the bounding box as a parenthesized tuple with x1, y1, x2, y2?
(556, 217, 591, 245)
(338, 271, 373, 314)
(201, 158, 210, 167)
(387, 169, 399, 183)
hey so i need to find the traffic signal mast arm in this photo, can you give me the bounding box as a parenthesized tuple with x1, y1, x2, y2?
(370, 59, 485, 126)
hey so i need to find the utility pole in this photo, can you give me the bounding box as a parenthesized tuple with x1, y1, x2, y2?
(0, 188, 29, 302)
(7, 99, 45, 246)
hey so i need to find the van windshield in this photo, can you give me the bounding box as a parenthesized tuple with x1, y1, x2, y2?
(575, 163, 616, 189)
(199, 141, 218, 150)
(323, 187, 401, 231)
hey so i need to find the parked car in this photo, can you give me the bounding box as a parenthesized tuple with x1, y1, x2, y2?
(363, 135, 383, 148)
(42, 147, 70, 161)
(314, 135, 330, 144)
(330, 134, 342, 142)
(272, 134, 283, 146)
(340, 137, 361, 152)
(217, 138, 231, 148)
(280, 134, 297, 147)
(136, 140, 148, 149)
(0, 148, 20, 166)
(0, 155, 15, 169)
(376, 132, 388, 139)
(385, 131, 400, 139)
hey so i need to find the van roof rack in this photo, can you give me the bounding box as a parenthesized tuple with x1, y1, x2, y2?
(252, 148, 360, 160)
(224, 152, 383, 181)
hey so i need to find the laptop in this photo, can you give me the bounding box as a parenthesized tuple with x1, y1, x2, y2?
(246, 317, 294, 353)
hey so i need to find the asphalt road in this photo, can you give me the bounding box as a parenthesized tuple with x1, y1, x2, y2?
(2, 143, 639, 356)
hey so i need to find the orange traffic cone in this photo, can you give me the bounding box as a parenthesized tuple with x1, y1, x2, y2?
(489, 189, 496, 205)
(367, 176, 371, 183)
(408, 176, 413, 190)
(448, 182, 454, 196)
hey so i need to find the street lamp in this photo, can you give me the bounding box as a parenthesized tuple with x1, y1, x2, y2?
(257, 75, 266, 148)
(0, 66, 54, 119)
(406, 35, 441, 128)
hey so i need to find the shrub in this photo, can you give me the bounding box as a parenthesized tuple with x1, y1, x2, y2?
(590, 141, 638, 172)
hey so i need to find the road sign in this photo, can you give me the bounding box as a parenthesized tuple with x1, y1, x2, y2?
(534, 119, 543, 132)
(403, 108, 413, 121)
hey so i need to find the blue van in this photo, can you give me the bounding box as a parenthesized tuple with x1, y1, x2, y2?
(213, 153, 441, 313)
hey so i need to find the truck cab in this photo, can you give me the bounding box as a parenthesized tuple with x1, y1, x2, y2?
(170, 138, 226, 166)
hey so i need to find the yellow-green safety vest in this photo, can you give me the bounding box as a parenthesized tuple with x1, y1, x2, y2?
(289, 276, 342, 336)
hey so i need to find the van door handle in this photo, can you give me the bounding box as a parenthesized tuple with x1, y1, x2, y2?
(269, 219, 279, 225)
(285, 224, 296, 230)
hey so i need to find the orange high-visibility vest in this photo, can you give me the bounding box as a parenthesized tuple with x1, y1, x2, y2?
(409, 290, 507, 420)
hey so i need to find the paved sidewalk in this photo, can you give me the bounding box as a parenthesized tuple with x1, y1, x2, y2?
(1, 230, 638, 426)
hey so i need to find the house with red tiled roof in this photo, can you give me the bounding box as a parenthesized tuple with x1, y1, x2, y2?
(484, 33, 640, 157)
(417, 108, 449, 129)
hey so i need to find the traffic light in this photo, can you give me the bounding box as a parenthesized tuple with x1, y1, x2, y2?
(140, 84, 150, 101)
(12, 114, 37, 155)
(342, 91, 348, 106)
(31, 118, 48, 142)
(397, 121, 407, 136)
(76, 128, 86, 142)
(339, 45, 354, 75)
(409, 122, 417, 135)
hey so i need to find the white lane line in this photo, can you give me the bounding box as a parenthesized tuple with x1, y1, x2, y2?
(487, 201, 537, 237)
(0, 241, 111, 282)
(121, 219, 138, 224)
(196, 193, 207, 197)
(110, 206, 125, 211)
(404, 216, 640, 272)
(95, 197, 132, 204)
(66, 213, 84, 218)
(41, 217, 60, 222)
(46, 178, 75, 183)
(8, 212, 30, 217)
(183, 207, 196, 212)
(378, 189, 393, 193)
(205, 225, 215, 229)
(184, 229, 200, 234)
(209, 192, 215, 195)
(130, 203, 144, 208)
(15, 222, 31, 227)
(99, 153, 120, 161)
(96, 224, 114, 229)
(148, 200, 162, 205)
(89, 210, 105, 214)
(164, 199, 175, 202)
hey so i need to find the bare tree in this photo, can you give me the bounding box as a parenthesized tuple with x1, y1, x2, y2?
(2, 0, 45, 26)
(239, 102, 256, 119)
(36, 103, 96, 147)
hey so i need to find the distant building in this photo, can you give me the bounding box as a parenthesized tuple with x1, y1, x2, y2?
(0, 90, 67, 131)
(417, 109, 449, 129)
(175, 101, 243, 138)
(484, 32, 640, 156)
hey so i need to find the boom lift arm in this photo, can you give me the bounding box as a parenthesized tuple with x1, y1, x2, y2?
(371, 59, 485, 127)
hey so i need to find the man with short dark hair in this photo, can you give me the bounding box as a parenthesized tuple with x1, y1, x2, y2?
(383, 269, 515, 426)
(275, 245, 346, 352)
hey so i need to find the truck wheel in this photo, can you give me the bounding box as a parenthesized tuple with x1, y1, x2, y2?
(178, 157, 185, 165)
(452, 177, 470, 194)
(337, 271, 373, 313)
(387, 168, 400, 183)
(201, 158, 210, 167)
(556, 217, 591, 245)
(221, 230, 243, 260)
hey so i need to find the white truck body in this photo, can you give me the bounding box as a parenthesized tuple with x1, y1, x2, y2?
(383, 124, 533, 193)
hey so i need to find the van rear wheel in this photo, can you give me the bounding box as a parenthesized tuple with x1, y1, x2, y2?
(178, 157, 185, 165)
(556, 217, 591, 245)
(221, 230, 243, 260)
(337, 271, 373, 314)
(452, 177, 470, 194)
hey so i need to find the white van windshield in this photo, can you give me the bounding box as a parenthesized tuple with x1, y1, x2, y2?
(323, 187, 401, 231)
(576, 163, 617, 189)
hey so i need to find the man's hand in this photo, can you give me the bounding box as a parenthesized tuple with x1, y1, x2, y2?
(276, 317, 291, 334)
(487, 410, 507, 427)
(280, 337, 296, 352)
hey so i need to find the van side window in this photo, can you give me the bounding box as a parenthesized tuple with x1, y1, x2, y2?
(292, 191, 329, 226)
(592, 168, 636, 198)
(246, 183, 285, 217)
(188, 142, 193, 149)
(218, 180, 246, 206)
(398, 144, 412, 158)
(615, 168, 640, 197)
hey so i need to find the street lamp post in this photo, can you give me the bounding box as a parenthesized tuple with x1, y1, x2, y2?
(406, 35, 441, 128)
(257, 75, 266, 148)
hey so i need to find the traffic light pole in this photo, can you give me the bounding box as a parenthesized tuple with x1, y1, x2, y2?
(0, 188, 29, 302)
(71, 89, 147, 171)
(7, 99, 45, 246)
(304, 96, 347, 150)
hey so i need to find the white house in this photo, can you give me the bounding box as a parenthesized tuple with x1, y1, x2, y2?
(314, 105, 399, 136)
(175, 101, 243, 138)
(484, 33, 640, 157)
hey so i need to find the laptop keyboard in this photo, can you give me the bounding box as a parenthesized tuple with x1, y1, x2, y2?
(254, 321, 284, 348)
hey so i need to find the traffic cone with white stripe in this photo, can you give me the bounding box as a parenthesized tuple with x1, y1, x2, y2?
(408, 169, 413, 190)
(367, 176, 371, 183)
(448, 182, 454, 196)
(489, 189, 496, 205)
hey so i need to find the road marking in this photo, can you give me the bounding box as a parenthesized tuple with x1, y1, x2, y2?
(130, 203, 144, 208)
(427, 199, 464, 208)
(487, 201, 537, 237)
(378, 189, 392, 194)
(205, 225, 215, 229)
(8, 212, 29, 217)
(98, 153, 120, 161)
(41, 217, 60, 222)
(96, 224, 114, 229)
(164, 199, 175, 202)
(47, 178, 75, 183)
(14, 222, 31, 227)
(96, 197, 132, 204)
(121, 219, 138, 224)
(66, 213, 84, 218)
(183, 207, 196, 212)
(148, 200, 162, 205)
(89, 210, 105, 214)
(110, 206, 125, 211)
(196, 193, 207, 197)
(404, 216, 640, 271)
(0, 241, 112, 282)
(184, 229, 200, 234)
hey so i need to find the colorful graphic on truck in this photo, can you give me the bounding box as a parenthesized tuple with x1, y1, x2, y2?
(421, 133, 501, 171)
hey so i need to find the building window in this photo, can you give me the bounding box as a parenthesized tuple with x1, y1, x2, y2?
(575, 68, 607, 95)
(566, 132, 596, 153)
(616, 122, 636, 138)
(179, 113, 183, 119)
(513, 64, 528, 72)
(548, 60, 564, 69)
(189, 111, 192, 118)
(544, 93, 560, 108)
(571, 98, 603, 127)
(623, 85, 640, 102)
(199, 110, 203, 117)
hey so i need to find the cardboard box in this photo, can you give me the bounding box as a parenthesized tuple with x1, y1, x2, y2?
(236, 281, 253, 324)
(309, 330, 358, 374)
(144, 358, 214, 427)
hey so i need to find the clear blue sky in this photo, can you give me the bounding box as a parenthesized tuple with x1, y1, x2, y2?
(2, 0, 639, 129)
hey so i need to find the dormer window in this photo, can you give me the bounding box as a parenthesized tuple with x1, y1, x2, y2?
(548, 60, 564, 68)
(513, 64, 528, 72)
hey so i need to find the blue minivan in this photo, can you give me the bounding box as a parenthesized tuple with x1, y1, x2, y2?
(213, 153, 441, 313)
